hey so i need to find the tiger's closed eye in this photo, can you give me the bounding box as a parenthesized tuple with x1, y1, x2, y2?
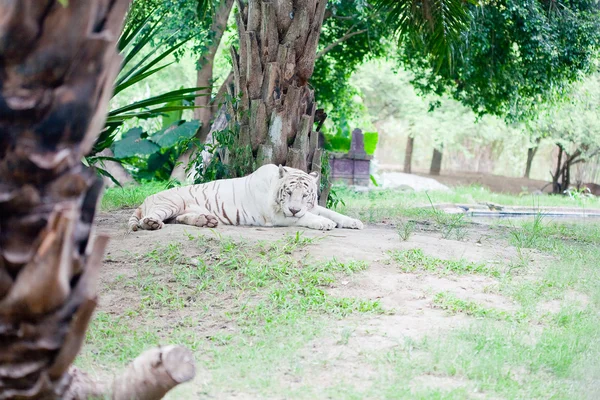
(286, 190, 292, 195)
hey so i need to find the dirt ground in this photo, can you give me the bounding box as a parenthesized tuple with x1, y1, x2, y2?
(89, 208, 533, 398)
(398, 168, 552, 194)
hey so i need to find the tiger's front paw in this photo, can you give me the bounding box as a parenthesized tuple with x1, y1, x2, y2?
(308, 218, 336, 231)
(340, 218, 364, 230)
(140, 217, 163, 230)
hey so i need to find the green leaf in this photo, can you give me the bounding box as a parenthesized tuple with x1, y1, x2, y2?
(113, 62, 174, 96)
(151, 120, 200, 149)
(324, 134, 351, 152)
(58, 0, 68, 6)
(123, 127, 143, 139)
(363, 132, 379, 155)
(147, 152, 171, 173)
(112, 127, 160, 158)
(370, 174, 379, 187)
(108, 87, 209, 117)
(161, 91, 185, 129)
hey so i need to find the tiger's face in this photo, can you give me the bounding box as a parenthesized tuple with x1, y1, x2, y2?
(276, 165, 319, 218)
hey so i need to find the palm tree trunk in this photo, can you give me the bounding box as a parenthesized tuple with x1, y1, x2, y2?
(0, 1, 194, 398)
(430, 147, 443, 176)
(223, 0, 327, 177)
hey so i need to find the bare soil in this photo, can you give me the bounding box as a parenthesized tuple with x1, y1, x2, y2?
(88, 209, 527, 398)
(408, 169, 552, 194)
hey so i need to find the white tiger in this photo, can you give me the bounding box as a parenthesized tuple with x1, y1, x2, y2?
(128, 164, 364, 231)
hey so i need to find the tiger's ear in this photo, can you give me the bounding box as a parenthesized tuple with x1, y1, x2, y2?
(278, 164, 287, 178)
(309, 171, 320, 182)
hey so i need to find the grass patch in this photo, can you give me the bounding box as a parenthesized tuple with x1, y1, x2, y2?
(389, 248, 500, 277)
(82, 232, 383, 370)
(433, 292, 511, 321)
(101, 181, 168, 211)
(92, 182, 600, 399)
(331, 184, 600, 224)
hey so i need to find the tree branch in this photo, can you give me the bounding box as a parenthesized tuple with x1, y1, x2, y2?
(316, 28, 368, 58)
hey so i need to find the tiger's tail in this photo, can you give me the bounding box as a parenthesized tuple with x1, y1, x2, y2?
(128, 207, 142, 231)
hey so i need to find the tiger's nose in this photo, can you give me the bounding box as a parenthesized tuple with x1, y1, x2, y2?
(290, 208, 300, 216)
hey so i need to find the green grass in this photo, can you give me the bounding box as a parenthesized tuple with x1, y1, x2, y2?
(389, 248, 501, 277)
(79, 232, 384, 383)
(101, 181, 170, 210)
(433, 291, 512, 321)
(90, 183, 600, 399)
(331, 185, 600, 223)
(100, 181, 600, 215)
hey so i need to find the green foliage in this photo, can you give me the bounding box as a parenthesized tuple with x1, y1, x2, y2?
(91, 6, 209, 159)
(323, 134, 350, 153)
(399, 0, 600, 122)
(111, 120, 200, 181)
(123, 0, 212, 57)
(353, 60, 526, 172)
(112, 128, 160, 158)
(312, 1, 393, 134)
(363, 131, 378, 155)
(372, 0, 476, 70)
(535, 74, 600, 157)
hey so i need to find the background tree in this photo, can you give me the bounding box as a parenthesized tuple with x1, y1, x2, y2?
(533, 74, 600, 192)
(353, 60, 521, 177)
(0, 1, 198, 398)
(311, 0, 393, 137)
(399, 0, 600, 122)
(217, 0, 474, 179)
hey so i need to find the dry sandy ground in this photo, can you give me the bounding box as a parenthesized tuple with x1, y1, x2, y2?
(378, 165, 552, 194)
(90, 209, 528, 398)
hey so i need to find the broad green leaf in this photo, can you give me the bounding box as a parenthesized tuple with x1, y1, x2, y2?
(151, 120, 200, 148)
(112, 127, 160, 158)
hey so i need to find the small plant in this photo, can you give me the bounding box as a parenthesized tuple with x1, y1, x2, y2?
(432, 292, 510, 321)
(509, 210, 546, 249)
(397, 220, 416, 241)
(425, 192, 468, 240)
(389, 249, 500, 277)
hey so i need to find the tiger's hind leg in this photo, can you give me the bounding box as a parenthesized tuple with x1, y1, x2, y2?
(176, 212, 218, 228)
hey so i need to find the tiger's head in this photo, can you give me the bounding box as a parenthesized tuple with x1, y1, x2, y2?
(275, 165, 319, 218)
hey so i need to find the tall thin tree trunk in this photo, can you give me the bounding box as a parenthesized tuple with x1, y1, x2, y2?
(0, 1, 194, 398)
(404, 136, 414, 174)
(224, 0, 328, 177)
(430, 146, 443, 176)
(552, 144, 564, 193)
(170, 0, 234, 182)
(524, 137, 541, 178)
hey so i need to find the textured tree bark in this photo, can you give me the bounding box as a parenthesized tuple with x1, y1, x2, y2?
(430, 147, 443, 176)
(223, 0, 327, 177)
(0, 1, 194, 398)
(404, 136, 414, 174)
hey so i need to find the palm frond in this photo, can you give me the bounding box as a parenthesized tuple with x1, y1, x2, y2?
(372, 0, 477, 70)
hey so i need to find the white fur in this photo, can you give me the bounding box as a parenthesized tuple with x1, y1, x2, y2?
(129, 164, 364, 231)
